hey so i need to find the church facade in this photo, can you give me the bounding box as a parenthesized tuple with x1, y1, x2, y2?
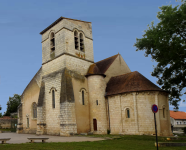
(17, 17, 172, 136)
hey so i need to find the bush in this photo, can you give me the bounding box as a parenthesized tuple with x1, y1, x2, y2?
(183, 127, 186, 134)
(107, 129, 110, 134)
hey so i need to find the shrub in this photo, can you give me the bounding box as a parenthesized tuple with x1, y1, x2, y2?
(183, 127, 186, 134)
(107, 129, 110, 134)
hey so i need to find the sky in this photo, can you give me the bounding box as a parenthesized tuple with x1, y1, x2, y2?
(0, 0, 185, 114)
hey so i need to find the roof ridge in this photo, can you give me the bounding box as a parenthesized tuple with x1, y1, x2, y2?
(110, 71, 137, 78)
(96, 54, 119, 64)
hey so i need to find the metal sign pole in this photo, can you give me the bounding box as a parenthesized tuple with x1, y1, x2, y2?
(154, 113, 158, 150)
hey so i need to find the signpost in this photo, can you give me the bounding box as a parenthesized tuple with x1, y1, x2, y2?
(152, 104, 158, 150)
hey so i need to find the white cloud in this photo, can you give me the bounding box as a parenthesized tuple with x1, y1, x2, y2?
(179, 100, 186, 107)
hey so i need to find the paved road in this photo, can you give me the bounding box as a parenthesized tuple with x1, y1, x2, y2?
(0, 133, 105, 144)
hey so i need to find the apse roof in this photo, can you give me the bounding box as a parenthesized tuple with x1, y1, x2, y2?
(170, 111, 186, 120)
(106, 71, 168, 96)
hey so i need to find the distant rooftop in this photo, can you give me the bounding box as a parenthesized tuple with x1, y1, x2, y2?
(170, 110, 186, 120)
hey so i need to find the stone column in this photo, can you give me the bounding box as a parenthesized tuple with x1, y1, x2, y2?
(133, 92, 139, 134)
(155, 92, 161, 135)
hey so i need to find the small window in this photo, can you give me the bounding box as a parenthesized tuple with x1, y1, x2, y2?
(177, 122, 179, 125)
(79, 33, 84, 52)
(74, 31, 79, 50)
(27, 118, 29, 128)
(96, 100, 98, 105)
(163, 108, 165, 118)
(82, 91, 85, 105)
(52, 90, 55, 108)
(126, 109, 130, 118)
(33, 103, 37, 118)
(50, 32, 55, 51)
(180, 122, 181, 124)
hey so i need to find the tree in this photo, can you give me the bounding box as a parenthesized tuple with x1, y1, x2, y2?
(134, 1, 186, 109)
(0, 105, 2, 117)
(4, 94, 21, 116)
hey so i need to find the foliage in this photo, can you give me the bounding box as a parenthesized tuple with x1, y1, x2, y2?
(4, 94, 21, 116)
(183, 127, 186, 134)
(134, 1, 186, 109)
(0, 105, 2, 117)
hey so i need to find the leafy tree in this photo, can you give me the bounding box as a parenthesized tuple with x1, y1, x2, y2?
(0, 105, 2, 117)
(4, 94, 21, 116)
(134, 1, 186, 109)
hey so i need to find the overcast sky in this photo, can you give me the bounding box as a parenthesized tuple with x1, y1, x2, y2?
(0, 0, 185, 114)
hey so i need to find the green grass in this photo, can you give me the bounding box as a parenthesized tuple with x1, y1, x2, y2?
(0, 135, 186, 150)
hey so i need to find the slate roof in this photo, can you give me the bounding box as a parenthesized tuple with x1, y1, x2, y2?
(40, 16, 91, 35)
(95, 54, 118, 74)
(170, 111, 186, 120)
(85, 64, 106, 77)
(106, 71, 168, 96)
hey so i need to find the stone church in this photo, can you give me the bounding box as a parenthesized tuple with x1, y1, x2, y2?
(17, 17, 172, 136)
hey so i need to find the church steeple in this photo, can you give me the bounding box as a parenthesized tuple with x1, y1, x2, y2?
(40, 17, 94, 65)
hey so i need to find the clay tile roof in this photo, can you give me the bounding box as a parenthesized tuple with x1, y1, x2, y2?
(170, 111, 186, 120)
(40, 16, 91, 35)
(0, 116, 11, 119)
(85, 64, 106, 77)
(106, 71, 168, 96)
(95, 54, 119, 74)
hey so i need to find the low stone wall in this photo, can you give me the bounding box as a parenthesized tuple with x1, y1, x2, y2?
(173, 126, 185, 131)
(0, 118, 17, 129)
(0, 119, 11, 128)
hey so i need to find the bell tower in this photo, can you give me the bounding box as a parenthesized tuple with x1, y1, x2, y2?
(40, 17, 94, 71)
(37, 17, 94, 136)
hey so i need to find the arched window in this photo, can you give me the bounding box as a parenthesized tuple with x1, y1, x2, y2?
(79, 33, 84, 52)
(126, 108, 130, 118)
(27, 118, 29, 128)
(50, 32, 55, 51)
(74, 31, 79, 50)
(163, 108, 165, 118)
(52, 90, 55, 108)
(33, 102, 37, 118)
(82, 90, 85, 105)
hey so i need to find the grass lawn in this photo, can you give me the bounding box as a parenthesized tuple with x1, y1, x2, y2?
(0, 135, 186, 150)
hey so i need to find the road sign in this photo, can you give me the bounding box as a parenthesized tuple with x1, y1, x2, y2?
(152, 104, 158, 113)
(152, 104, 159, 150)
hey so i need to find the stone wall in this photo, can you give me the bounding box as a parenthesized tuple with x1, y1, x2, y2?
(20, 76, 40, 134)
(0, 119, 11, 128)
(108, 91, 172, 136)
(41, 19, 94, 64)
